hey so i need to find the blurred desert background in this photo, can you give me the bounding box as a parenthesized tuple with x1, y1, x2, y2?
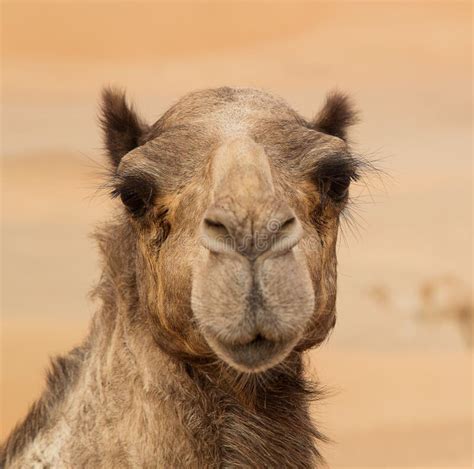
(1, 1, 472, 467)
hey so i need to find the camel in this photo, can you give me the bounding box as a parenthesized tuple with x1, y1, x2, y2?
(1, 87, 364, 468)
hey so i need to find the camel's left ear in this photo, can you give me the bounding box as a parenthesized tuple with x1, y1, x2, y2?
(309, 91, 359, 141)
(99, 87, 149, 169)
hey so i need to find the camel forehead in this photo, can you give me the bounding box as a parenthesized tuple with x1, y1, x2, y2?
(126, 88, 346, 194)
(155, 87, 301, 136)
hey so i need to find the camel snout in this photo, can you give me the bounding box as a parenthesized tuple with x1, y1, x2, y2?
(200, 200, 303, 259)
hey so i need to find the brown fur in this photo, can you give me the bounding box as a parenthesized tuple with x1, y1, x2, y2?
(1, 87, 364, 468)
(310, 91, 358, 141)
(100, 87, 149, 168)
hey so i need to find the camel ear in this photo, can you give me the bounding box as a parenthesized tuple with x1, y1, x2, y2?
(309, 91, 358, 141)
(99, 87, 149, 168)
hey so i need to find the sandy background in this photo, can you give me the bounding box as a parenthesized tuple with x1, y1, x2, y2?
(1, 2, 472, 467)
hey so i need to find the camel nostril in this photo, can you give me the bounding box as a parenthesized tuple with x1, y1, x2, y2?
(200, 215, 235, 253)
(280, 217, 296, 231)
(204, 218, 226, 230)
(267, 213, 303, 255)
(203, 218, 229, 236)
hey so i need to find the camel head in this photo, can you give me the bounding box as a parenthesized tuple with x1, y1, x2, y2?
(100, 87, 361, 373)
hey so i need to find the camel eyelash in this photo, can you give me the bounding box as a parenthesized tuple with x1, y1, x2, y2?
(111, 174, 156, 217)
(311, 155, 361, 203)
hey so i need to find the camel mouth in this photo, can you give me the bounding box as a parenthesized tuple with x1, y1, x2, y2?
(206, 333, 294, 373)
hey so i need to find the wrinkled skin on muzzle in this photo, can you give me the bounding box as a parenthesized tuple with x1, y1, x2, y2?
(192, 137, 315, 372)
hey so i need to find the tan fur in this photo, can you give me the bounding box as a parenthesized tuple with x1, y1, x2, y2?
(1, 87, 363, 468)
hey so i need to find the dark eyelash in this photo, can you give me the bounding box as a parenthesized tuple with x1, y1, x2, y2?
(111, 175, 155, 217)
(325, 174, 352, 201)
(312, 155, 360, 203)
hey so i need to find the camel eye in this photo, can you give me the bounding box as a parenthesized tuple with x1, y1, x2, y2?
(120, 188, 148, 216)
(313, 155, 358, 205)
(326, 174, 351, 202)
(112, 177, 155, 217)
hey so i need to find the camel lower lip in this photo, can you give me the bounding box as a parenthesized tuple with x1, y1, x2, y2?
(211, 335, 289, 371)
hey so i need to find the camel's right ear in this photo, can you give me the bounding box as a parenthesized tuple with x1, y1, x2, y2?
(99, 87, 149, 169)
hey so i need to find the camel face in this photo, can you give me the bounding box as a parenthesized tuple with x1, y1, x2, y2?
(191, 136, 315, 372)
(105, 87, 360, 372)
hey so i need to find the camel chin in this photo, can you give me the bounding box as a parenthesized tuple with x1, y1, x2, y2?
(205, 332, 298, 373)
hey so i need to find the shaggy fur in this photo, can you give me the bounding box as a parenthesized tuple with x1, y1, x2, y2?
(1, 87, 363, 468)
(100, 87, 149, 168)
(310, 91, 358, 141)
